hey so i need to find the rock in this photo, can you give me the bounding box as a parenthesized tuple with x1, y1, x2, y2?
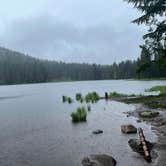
(136, 119, 141, 123)
(121, 124, 137, 134)
(93, 130, 103, 135)
(82, 154, 116, 166)
(128, 139, 153, 155)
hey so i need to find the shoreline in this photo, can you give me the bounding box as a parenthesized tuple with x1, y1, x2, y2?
(109, 95, 166, 166)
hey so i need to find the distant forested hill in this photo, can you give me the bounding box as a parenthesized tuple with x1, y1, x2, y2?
(0, 46, 164, 85)
(0, 47, 137, 85)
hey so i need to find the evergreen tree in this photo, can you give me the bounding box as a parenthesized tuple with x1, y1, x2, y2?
(125, 0, 166, 67)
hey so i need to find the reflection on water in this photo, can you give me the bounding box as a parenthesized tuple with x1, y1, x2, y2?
(0, 80, 165, 166)
(0, 95, 26, 100)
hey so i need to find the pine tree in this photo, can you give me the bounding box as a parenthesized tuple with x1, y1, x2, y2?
(125, 0, 166, 68)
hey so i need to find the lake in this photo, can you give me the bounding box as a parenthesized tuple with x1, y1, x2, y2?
(0, 80, 166, 166)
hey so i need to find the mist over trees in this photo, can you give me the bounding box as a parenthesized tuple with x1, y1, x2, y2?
(0, 46, 165, 85)
(0, 47, 138, 85)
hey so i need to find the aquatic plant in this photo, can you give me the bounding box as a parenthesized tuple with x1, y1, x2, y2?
(139, 111, 159, 118)
(62, 95, 68, 102)
(62, 95, 73, 103)
(68, 97, 73, 104)
(85, 92, 100, 103)
(87, 105, 91, 111)
(109, 92, 137, 97)
(75, 93, 83, 101)
(71, 106, 87, 122)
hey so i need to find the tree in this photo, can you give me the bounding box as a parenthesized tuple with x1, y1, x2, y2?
(125, 0, 166, 67)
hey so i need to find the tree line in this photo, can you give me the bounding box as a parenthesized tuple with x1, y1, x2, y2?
(0, 46, 165, 85)
(0, 47, 137, 85)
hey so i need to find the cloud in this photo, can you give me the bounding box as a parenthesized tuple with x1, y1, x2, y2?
(0, 13, 145, 64)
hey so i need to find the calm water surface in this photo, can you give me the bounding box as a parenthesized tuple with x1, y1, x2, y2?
(0, 80, 166, 166)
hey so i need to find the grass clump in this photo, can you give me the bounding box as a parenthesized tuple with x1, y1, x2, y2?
(109, 92, 137, 97)
(122, 93, 166, 109)
(139, 111, 159, 118)
(62, 95, 68, 102)
(87, 105, 91, 111)
(109, 92, 126, 97)
(67, 97, 73, 104)
(75, 93, 84, 102)
(71, 106, 87, 123)
(85, 92, 100, 103)
(145, 85, 166, 94)
(62, 95, 73, 103)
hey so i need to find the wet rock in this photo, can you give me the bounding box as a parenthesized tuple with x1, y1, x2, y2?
(136, 119, 141, 123)
(82, 154, 116, 166)
(121, 124, 137, 134)
(128, 139, 153, 155)
(93, 130, 103, 135)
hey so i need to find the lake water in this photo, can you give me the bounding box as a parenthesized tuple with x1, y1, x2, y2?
(0, 80, 166, 166)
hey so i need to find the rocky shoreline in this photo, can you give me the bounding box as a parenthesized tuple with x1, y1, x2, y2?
(124, 104, 166, 166)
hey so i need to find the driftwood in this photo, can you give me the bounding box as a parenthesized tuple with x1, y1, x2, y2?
(138, 128, 152, 163)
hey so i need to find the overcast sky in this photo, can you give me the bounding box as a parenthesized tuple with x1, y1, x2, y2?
(0, 0, 146, 64)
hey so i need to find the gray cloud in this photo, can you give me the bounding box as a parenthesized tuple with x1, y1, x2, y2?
(0, 0, 146, 64)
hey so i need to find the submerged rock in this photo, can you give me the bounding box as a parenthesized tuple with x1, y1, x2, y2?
(128, 139, 153, 154)
(82, 154, 116, 166)
(136, 119, 141, 123)
(92, 130, 103, 135)
(121, 124, 137, 134)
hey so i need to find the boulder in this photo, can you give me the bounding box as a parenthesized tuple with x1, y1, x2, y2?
(93, 130, 103, 135)
(82, 154, 116, 166)
(121, 124, 137, 134)
(128, 139, 153, 155)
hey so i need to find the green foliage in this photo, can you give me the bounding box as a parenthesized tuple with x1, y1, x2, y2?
(67, 97, 73, 104)
(85, 92, 100, 103)
(71, 107, 87, 123)
(109, 92, 136, 97)
(62, 96, 73, 103)
(87, 105, 91, 111)
(75, 93, 83, 102)
(145, 85, 166, 94)
(122, 93, 166, 109)
(109, 92, 126, 97)
(62, 96, 68, 103)
(124, 0, 166, 69)
(139, 111, 159, 118)
(0, 47, 140, 85)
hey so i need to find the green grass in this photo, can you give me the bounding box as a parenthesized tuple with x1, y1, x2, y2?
(71, 107, 87, 123)
(122, 93, 166, 109)
(85, 92, 100, 103)
(62, 95, 73, 103)
(67, 97, 73, 104)
(109, 92, 136, 97)
(145, 85, 166, 94)
(75, 93, 84, 102)
(87, 105, 91, 111)
(139, 111, 159, 118)
(62, 95, 68, 102)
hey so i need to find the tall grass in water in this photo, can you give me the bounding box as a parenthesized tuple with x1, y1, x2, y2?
(75, 93, 83, 102)
(85, 92, 100, 103)
(71, 106, 87, 122)
(62, 95, 73, 104)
